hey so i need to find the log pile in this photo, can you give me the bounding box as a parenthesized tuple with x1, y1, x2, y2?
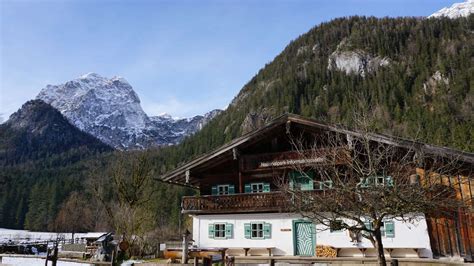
(316, 245, 337, 258)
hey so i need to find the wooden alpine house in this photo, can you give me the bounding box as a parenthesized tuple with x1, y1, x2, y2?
(160, 114, 474, 261)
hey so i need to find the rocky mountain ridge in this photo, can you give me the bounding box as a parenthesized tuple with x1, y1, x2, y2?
(0, 100, 112, 164)
(36, 73, 222, 149)
(429, 0, 474, 18)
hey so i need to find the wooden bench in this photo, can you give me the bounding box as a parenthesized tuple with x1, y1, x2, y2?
(226, 247, 275, 256)
(333, 247, 424, 258)
(164, 247, 228, 262)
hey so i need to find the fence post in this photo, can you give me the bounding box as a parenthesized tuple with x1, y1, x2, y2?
(181, 231, 190, 264)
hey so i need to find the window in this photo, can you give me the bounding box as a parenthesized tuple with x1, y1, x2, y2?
(289, 171, 314, 191)
(363, 219, 395, 238)
(251, 223, 264, 238)
(217, 185, 230, 195)
(244, 182, 271, 193)
(381, 220, 395, 238)
(214, 223, 226, 238)
(358, 176, 393, 188)
(208, 223, 233, 239)
(315, 180, 333, 190)
(251, 183, 264, 193)
(244, 222, 271, 239)
(211, 184, 235, 195)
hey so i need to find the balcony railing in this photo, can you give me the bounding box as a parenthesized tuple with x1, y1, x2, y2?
(182, 191, 288, 214)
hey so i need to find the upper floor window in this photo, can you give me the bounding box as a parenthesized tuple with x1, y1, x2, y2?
(315, 180, 333, 190)
(358, 176, 394, 188)
(218, 185, 230, 195)
(245, 182, 271, 193)
(251, 183, 264, 193)
(289, 171, 314, 191)
(211, 184, 235, 195)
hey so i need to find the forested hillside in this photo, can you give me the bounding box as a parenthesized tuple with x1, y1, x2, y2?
(1, 15, 472, 232)
(156, 15, 473, 175)
(0, 101, 190, 231)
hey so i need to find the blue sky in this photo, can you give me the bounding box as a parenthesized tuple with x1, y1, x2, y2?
(0, 0, 461, 120)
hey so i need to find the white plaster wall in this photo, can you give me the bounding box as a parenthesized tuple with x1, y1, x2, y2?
(315, 214, 433, 258)
(192, 213, 298, 256)
(191, 213, 432, 258)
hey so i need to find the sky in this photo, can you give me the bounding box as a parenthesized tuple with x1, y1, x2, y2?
(0, 0, 462, 121)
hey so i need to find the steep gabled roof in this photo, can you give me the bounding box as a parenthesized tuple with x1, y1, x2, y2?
(158, 114, 473, 187)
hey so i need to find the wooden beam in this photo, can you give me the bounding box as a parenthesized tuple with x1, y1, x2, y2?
(239, 158, 243, 193)
(185, 170, 190, 184)
(233, 148, 239, 160)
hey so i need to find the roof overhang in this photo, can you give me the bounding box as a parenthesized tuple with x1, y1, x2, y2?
(157, 114, 474, 187)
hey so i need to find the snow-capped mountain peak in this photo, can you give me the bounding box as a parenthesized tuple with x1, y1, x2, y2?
(36, 73, 222, 149)
(429, 0, 474, 18)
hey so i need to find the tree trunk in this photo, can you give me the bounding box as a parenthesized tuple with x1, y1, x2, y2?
(374, 228, 386, 266)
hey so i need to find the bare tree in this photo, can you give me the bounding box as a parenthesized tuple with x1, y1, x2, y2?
(277, 120, 471, 265)
(88, 151, 157, 256)
(53, 192, 94, 240)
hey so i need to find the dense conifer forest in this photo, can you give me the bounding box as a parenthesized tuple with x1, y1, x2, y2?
(0, 15, 472, 233)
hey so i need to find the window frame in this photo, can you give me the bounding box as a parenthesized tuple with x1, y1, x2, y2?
(358, 176, 394, 188)
(315, 180, 333, 190)
(250, 183, 264, 193)
(250, 222, 265, 239)
(213, 223, 227, 239)
(217, 184, 230, 195)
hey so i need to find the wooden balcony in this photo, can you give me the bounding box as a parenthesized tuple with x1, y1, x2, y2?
(182, 191, 288, 214)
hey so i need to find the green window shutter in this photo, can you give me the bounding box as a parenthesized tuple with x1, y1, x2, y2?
(211, 186, 218, 195)
(385, 220, 395, 238)
(244, 184, 251, 193)
(228, 184, 235, 194)
(244, 223, 251, 239)
(225, 223, 233, 239)
(263, 223, 272, 239)
(208, 224, 215, 239)
(263, 182, 271, 192)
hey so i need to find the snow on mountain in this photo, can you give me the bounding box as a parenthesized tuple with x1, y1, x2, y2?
(36, 73, 222, 149)
(429, 0, 474, 18)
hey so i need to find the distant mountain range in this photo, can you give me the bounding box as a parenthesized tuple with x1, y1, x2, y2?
(0, 100, 112, 165)
(429, 0, 473, 18)
(1, 1, 472, 231)
(34, 73, 221, 149)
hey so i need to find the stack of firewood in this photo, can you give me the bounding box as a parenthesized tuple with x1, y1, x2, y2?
(315, 245, 337, 258)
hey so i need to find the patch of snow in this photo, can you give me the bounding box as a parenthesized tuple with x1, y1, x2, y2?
(429, 0, 474, 18)
(2, 256, 95, 266)
(36, 73, 222, 149)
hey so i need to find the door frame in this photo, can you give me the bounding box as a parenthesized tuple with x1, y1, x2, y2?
(292, 219, 316, 256)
